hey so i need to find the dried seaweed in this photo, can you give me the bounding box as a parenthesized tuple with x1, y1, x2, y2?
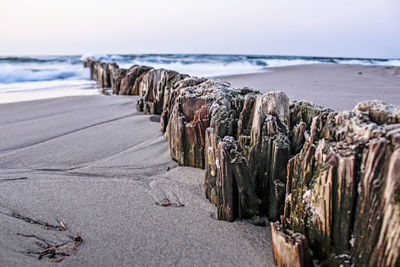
(16, 220, 82, 263)
(155, 198, 184, 207)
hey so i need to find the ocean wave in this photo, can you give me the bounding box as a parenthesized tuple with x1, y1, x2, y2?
(81, 54, 400, 72)
(0, 55, 82, 65)
(1, 54, 399, 86)
(0, 65, 89, 84)
(373, 59, 400, 66)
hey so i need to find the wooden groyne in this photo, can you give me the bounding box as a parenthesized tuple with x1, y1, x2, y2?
(84, 58, 400, 266)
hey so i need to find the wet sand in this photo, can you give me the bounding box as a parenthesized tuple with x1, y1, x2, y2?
(221, 64, 400, 111)
(0, 95, 273, 266)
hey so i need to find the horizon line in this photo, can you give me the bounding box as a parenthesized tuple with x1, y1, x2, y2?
(0, 52, 398, 60)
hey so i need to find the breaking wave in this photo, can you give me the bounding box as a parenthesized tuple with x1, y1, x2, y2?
(0, 66, 88, 84)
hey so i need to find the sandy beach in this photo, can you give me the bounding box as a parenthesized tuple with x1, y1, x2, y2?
(0, 63, 399, 266)
(221, 64, 400, 111)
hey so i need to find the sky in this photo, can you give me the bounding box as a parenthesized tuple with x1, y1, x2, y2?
(0, 0, 399, 58)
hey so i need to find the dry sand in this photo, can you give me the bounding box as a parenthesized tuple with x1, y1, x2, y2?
(221, 64, 400, 111)
(1, 63, 399, 266)
(0, 95, 273, 266)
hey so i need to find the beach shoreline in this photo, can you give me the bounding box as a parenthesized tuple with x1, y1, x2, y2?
(2, 63, 399, 110)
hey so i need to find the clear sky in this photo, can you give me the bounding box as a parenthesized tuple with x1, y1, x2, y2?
(1, 0, 399, 58)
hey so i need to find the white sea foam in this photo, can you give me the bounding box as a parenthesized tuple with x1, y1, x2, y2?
(0, 65, 89, 84)
(379, 59, 400, 66)
(0, 79, 95, 93)
(261, 59, 323, 67)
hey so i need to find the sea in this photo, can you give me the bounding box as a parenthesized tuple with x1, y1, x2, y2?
(0, 54, 399, 103)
